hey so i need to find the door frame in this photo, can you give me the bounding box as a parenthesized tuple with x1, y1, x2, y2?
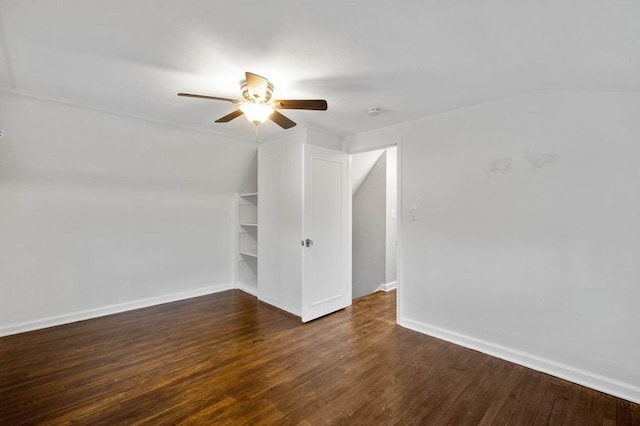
(347, 139, 404, 323)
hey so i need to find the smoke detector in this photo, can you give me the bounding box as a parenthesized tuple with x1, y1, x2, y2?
(366, 107, 382, 116)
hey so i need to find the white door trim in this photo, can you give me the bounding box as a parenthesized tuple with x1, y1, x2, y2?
(346, 140, 403, 323)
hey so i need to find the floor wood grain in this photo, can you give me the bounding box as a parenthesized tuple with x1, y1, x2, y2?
(1, 290, 638, 425)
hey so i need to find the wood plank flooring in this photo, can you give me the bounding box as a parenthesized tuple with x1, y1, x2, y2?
(1, 290, 638, 425)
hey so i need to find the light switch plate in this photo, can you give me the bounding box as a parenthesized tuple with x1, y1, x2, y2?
(410, 206, 418, 221)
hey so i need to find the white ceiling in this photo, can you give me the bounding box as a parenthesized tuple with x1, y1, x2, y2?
(1, 0, 639, 141)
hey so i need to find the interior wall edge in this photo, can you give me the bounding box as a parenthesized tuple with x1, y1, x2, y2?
(0, 282, 235, 338)
(342, 89, 640, 153)
(398, 316, 640, 405)
(0, 89, 257, 144)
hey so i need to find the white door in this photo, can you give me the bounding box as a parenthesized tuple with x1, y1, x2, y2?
(302, 143, 350, 322)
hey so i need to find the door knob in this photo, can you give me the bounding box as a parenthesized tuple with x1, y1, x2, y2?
(305, 238, 313, 248)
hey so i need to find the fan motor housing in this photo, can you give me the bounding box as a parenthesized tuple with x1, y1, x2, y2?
(241, 81, 274, 102)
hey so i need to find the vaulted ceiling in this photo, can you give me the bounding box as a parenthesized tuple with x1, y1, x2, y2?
(1, 0, 639, 141)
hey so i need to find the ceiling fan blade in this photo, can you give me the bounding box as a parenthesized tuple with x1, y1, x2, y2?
(245, 72, 269, 100)
(215, 109, 244, 123)
(178, 93, 239, 103)
(272, 99, 328, 110)
(270, 110, 297, 129)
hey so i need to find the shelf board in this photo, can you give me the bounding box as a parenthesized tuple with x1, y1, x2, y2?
(239, 223, 258, 227)
(239, 250, 258, 258)
(239, 192, 258, 197)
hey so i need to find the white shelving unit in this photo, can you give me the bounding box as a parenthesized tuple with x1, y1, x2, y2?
(237, 192, 258, 296)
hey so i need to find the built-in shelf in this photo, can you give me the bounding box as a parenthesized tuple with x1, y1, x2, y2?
(239, 250, 258, 258)
(237, 192, 258, 298)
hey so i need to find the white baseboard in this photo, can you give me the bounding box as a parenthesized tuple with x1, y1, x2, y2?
(375, 281, 397, 292)
(0, 282, 235, 337)
(398, 316, 640, 405)
(258, 295, 301, 318)
(237, 281, 258, 297)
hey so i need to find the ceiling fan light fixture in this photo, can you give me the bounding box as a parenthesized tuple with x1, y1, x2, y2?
(239, 102, 274, 125)
(179, 71, 327, 129)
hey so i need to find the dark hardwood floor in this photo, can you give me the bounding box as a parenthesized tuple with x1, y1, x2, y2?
(1, 290, 638, 425)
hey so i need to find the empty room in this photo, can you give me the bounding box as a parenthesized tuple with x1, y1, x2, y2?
(1, 1, 639, 424)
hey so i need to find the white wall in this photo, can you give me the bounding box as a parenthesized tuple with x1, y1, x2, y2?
(0, 92, 257, 335)
(350, 149, 384, 195)
(346, 91, 640, 403)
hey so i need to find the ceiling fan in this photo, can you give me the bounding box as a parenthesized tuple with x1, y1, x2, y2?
(178, 72, 327, 129)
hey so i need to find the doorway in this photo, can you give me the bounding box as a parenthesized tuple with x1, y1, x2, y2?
(350, 146, 398, 300)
